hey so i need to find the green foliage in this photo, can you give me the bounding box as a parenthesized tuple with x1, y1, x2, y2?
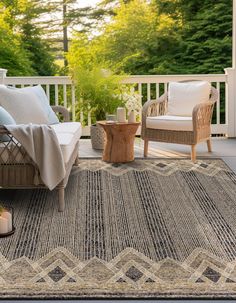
(68, 36, 126, 121)
(0, 4, 34, 75)
(76, 0, 232, 75)
(96, 0, 157, 74)
(153, 0, 232, 74)
(21, 22, 57, 76)
(179, 1, 232, 74)
(19, 0, 57, 75)
(0, 0, 57, 76)
(73, 67, 124, 121)
(0, 0, 232, 77)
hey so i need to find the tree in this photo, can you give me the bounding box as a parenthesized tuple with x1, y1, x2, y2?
(68, 0, 184, 75)
(94, 0, 158, 74)
(79, 0, 232, 75)
(180, 0, 232, 73)
(0, 0, 57, 76)
(0, 2, 34, 75)
(20, 1, 57, 75)
(39, 0, 96, 68)
(153, 0, 232, 74)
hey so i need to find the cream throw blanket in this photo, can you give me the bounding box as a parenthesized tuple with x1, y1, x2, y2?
(5, 124, 66, 190)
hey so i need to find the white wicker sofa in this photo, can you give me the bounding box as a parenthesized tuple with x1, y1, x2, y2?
(0, 85, 81, 212)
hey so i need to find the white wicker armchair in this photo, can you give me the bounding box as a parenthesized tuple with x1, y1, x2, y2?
(141, 82, 218, 162)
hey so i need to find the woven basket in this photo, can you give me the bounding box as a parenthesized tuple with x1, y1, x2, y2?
(90, 124, 105, 150)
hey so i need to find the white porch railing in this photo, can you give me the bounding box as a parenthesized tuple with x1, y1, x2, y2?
(0, 68, 234, 137)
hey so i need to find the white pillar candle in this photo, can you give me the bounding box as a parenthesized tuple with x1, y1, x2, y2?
(0, 216, 8, 234)
(128, 110, 136, 123)
(117, 107, 126, 123)
(2, 211, 12, 232)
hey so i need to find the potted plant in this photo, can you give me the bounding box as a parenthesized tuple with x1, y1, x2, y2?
(71, 66, 125, 149)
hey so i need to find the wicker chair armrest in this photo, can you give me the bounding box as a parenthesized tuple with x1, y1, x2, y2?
(141, 93, 168, 136)
(192, 86, 218, 133)
(51, 106, 70, 122)
(192, 101, 215, 132)
(142, 93, 168, 118)
(209, 86, 219, 104)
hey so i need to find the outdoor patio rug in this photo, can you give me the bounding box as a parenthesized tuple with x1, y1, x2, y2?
(1, 159, 236, 299)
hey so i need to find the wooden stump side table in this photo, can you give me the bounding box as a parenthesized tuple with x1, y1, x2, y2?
(97, 121, 140, 163)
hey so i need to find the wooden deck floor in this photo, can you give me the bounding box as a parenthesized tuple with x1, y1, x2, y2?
(79, 137, 236, 173)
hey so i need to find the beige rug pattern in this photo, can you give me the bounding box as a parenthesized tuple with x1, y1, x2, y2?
(0, 159, 236, 298)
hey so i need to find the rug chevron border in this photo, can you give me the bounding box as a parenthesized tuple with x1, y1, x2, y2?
(1, 247, 236, 299)
(1, 158, 236, 298)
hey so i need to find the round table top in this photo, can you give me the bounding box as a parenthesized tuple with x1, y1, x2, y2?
(97, 121, 140, 127)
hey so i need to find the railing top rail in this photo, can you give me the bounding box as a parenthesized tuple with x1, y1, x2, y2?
(122, 74, 226, 84)
(4, 74, 226, 86)
(4, 76, 73, 85)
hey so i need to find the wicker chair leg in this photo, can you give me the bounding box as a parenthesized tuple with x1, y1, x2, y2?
(191, 145, 196, 163)
(207, 139, 212, 152)
(144, 139, 149, 157)
(58, 187, 65, 212)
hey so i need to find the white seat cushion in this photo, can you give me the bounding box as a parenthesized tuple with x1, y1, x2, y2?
(168, 81, 211, 116)
(51, 122, 82, 136)
(0, 122, 82, 165)
(51, 122, 82, 163)
(146, 115, 193, 131)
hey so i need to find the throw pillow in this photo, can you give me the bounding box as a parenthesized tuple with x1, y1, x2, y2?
(0, 85, 49, 124)
(0, 106, 16, 141)
(20, 85, 59, 124)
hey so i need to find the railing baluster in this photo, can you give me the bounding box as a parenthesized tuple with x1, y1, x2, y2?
(46, 85, 50, 103)
(164, 83, 168, 93)
(147, 83, 151, 100)
(225, 82, 228, 126)
(63, 84, 67, 108)
(138, 83, 142, 103)
(137, 83, 142, 119)
(156, 83, 159, 98)
(72, 85, 76, 122)
(55, 84, 59, 106)
(216, 82, 220, 125)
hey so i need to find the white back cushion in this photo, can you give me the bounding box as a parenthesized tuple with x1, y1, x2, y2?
(0, 85, 49, 124)
(167, 81, 211, 116)
(20, 85, 59, 124)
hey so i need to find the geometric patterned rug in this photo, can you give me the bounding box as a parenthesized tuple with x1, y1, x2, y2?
(1, 159, 236, 298)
